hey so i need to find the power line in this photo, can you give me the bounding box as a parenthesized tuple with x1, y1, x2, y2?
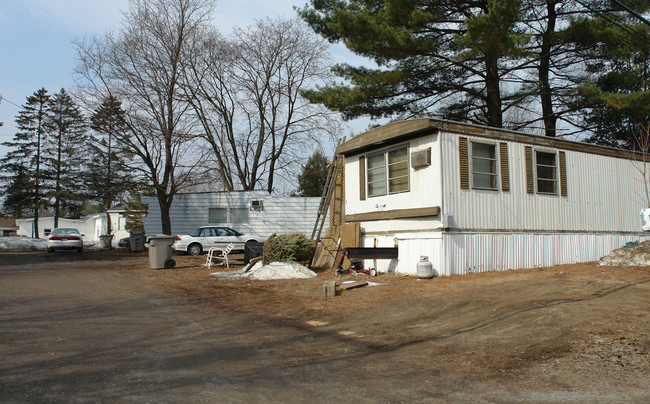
(0, 95, 21, 108)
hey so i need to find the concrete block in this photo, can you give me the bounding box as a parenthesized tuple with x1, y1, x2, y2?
(323, 280, 336, 297)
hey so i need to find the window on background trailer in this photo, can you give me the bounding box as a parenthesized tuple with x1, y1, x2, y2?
(208, 208, 227, 223)
(367, 145, 409, 197)
(471, 142, 498, 190)
(230, 208, 249, 223)
(536, 151, 558, 194)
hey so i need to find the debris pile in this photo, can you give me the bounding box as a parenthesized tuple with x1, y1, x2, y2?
(211, 260, 317, 280)
(598, 240, 650, 266)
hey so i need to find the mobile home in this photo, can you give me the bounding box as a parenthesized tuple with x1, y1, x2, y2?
(143, 191, 323, 237)
(335, 119, 649, 276)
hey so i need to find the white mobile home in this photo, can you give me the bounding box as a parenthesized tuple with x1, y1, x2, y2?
(336, 119, 649, 276)
(16, 207, 130, 242)
(143, 191, 322, 237)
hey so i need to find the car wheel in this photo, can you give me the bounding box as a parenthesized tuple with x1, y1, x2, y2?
(47, 248, 54, 253)
(188, 243, 202, 256)
(77, 247, 83, 252)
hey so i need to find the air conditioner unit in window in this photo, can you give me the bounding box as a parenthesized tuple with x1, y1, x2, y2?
(251, 200, 263, 210)
(411, 148, 431, 168)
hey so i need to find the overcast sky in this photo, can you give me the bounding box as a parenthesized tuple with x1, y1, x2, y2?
(0, 0, 368, 159)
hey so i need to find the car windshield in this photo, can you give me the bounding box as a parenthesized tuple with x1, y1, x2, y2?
(52, 228, 80, 236)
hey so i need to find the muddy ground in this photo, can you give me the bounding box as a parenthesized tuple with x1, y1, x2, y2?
(2, 249, 649, 402)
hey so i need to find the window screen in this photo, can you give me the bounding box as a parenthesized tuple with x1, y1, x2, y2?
(230, 208, 249, 223)
(208, 208, 227, 223)
(536, 151, 557, 194)
(471, 142, 498, 190)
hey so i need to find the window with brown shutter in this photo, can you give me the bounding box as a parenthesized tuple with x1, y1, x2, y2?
(359, 156, 366, 201)
(525, 146, 534, 194)
(559, 151, 567, 197)
(459, 137, 469, 189)
(500, 142, 510, 192)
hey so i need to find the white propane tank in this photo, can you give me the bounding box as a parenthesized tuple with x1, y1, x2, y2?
(416, 256, 435, 278)
(641, 208, 650, 231)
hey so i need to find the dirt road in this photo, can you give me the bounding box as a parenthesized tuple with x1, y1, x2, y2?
(1, 250, 648, 403)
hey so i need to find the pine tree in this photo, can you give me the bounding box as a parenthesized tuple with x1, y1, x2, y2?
(0, 89, 51, 237)
(299, 0, 529, 128)
(296, 151, 329, 197)
(44, 89, 88, 224)
(2, 164, 33, 217)
(87, 96, 136, 235)
(564, 4, 650, 148)
(123, 191, 148, 232)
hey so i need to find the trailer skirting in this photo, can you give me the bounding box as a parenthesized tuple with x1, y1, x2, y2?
(362, 232, 649, 276)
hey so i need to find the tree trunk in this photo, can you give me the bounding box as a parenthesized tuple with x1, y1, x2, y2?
(485, 53, 503, 128)
(105, 210, 113, 235)
(157, 192, 173, 235)
(539, 0, 557, 137)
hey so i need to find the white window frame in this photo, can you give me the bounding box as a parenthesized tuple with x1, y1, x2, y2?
(470, 141, 499, 191)
(535, 149, 558, 195)
(366, 144, 410, 198)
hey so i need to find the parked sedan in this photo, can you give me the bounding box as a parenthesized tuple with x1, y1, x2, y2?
(47, 228, 83, 253)
(173, 226, 266, 256)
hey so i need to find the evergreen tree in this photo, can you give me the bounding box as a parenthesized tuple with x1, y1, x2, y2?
(87, 96, 136, 234)
(296, 151, 329, 197)
(44, 89, 88, 224)
(0, 89, 51, 237)
(123, 191, 149, 232)
(299, 0, 529, 128)
(2, 164, 33, 217)
(564, 4, 650, 148)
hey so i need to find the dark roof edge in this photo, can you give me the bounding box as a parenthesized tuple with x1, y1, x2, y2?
(336, 118, 641, 161)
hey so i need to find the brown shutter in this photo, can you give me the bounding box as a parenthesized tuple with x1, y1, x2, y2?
(559, 151, 567, 197)
(525, 146, 534, 194)
(459, 137, 469, 189)
(499, 142, 510, 192)
(359, 155, 366, 201)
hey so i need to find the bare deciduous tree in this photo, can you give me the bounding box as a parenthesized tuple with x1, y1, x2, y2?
(75, 0, 214, 234)
(184, 17, 342, 193)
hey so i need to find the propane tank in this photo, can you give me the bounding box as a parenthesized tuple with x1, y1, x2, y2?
(416, 256, 435, 279)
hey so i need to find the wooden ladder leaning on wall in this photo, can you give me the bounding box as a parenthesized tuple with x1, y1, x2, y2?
(310, 154, 343, 242)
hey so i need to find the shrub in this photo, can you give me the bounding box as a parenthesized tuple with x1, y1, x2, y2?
(264, 233, 315, 264)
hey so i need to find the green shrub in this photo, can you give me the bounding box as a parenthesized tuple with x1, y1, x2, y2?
(264, 233, 315, 264)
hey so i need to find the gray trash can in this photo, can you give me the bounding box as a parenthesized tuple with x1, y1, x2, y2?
(130, 230, 145, 252)
(147, 235, 176, 269)
(99, 234, 114, 249)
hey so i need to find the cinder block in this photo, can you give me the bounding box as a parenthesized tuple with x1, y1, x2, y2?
(323, 280, 336, 297)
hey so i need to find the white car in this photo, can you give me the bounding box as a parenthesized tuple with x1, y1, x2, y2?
(173, 226, 266, 256)
(47, 228, 83, 253)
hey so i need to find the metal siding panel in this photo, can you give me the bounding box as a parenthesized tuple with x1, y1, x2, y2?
(441, 133, 647, 233)
(442, 232, 650, 275)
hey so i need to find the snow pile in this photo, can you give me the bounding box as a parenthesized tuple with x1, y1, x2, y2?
(0, 237, 47, 251)
(211, 260, 317, 280)
(248, 261, 317, 280)
(599, 240, 650, 266)
(0, 236, 101, 252)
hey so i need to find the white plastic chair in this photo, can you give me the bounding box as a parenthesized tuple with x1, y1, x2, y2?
(206, 243, 235, 269)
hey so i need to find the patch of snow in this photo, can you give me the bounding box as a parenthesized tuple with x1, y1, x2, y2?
(0, 236, 101, 252)
(0, 237, 47, 251)
(248, 261, 316, 280)
(599, 240, 650, 266)
(211, 260, 316, 280)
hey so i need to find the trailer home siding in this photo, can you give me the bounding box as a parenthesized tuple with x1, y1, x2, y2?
(336, 119, 649, 276)
(143, 191, 322, 237)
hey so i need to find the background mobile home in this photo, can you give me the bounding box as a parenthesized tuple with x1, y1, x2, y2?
(143, 191, 322, 237)
(335, 119, 649, 276)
